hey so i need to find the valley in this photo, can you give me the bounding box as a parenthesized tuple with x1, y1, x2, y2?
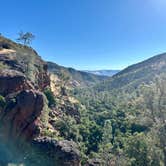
(0, 36, 165, 166)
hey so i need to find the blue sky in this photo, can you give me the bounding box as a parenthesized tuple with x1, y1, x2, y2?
(1, 0, 166, 70)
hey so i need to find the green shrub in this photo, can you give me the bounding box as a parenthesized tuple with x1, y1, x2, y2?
(0, 95, 6, 109)
(0, 62, 8, 70)
(44, 88, 56, 107)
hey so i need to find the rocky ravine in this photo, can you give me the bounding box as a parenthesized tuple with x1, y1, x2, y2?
(0, 36, 81, 166)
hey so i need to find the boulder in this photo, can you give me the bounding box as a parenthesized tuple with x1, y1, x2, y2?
(30, 137, 81, 166)
(0, 69, 33, 96)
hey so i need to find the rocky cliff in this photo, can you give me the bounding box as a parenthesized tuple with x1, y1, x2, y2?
(0, 36, 81, 166)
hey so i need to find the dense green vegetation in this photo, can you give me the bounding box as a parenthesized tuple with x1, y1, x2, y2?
(48, 74, 166, 165)
(46, 53, 166, 165)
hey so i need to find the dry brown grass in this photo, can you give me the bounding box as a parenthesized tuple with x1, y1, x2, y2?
(0, 48, 16, 54)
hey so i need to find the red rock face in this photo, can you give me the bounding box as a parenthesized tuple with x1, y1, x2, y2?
(0, 69, 33, 96)
(0, 69, 44, 143)
(0, 69, 81, 166)
(2, 90, 44, 140)
(0, 90, 44, 142)
(37, 64, 50, 90)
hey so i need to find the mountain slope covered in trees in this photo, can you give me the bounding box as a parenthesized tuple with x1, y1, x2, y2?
(47, 62, 108, 87)
(73, 52, 166, 165)
(94, 53, 166, 93)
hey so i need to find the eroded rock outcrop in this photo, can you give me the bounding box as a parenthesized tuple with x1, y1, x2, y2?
(0, 36, 81, 165)
(30, 137, 81, 166)
(0, 36, 50, 90)
(0, 69, 33, 96)
(0, 90, 44, 142)
(0, 69, 80, 166)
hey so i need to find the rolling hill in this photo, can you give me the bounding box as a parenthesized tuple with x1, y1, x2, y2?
(47, 62, 108, 87)
(94, 53, 166, 92)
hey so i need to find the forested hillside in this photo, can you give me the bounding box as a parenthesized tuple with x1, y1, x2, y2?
(73, 75, 166, 166)
(47, 62, 108, 87)
(93, 53, 166, 93)
(71, 52, 166, 165)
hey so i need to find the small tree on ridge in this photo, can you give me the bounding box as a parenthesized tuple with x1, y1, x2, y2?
(17, 31, 35, 46)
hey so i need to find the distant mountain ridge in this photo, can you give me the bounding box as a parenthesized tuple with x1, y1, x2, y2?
(47, 62, 108, 87)
(94, 52, 166, 92)
(84, 70, 120, 76)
